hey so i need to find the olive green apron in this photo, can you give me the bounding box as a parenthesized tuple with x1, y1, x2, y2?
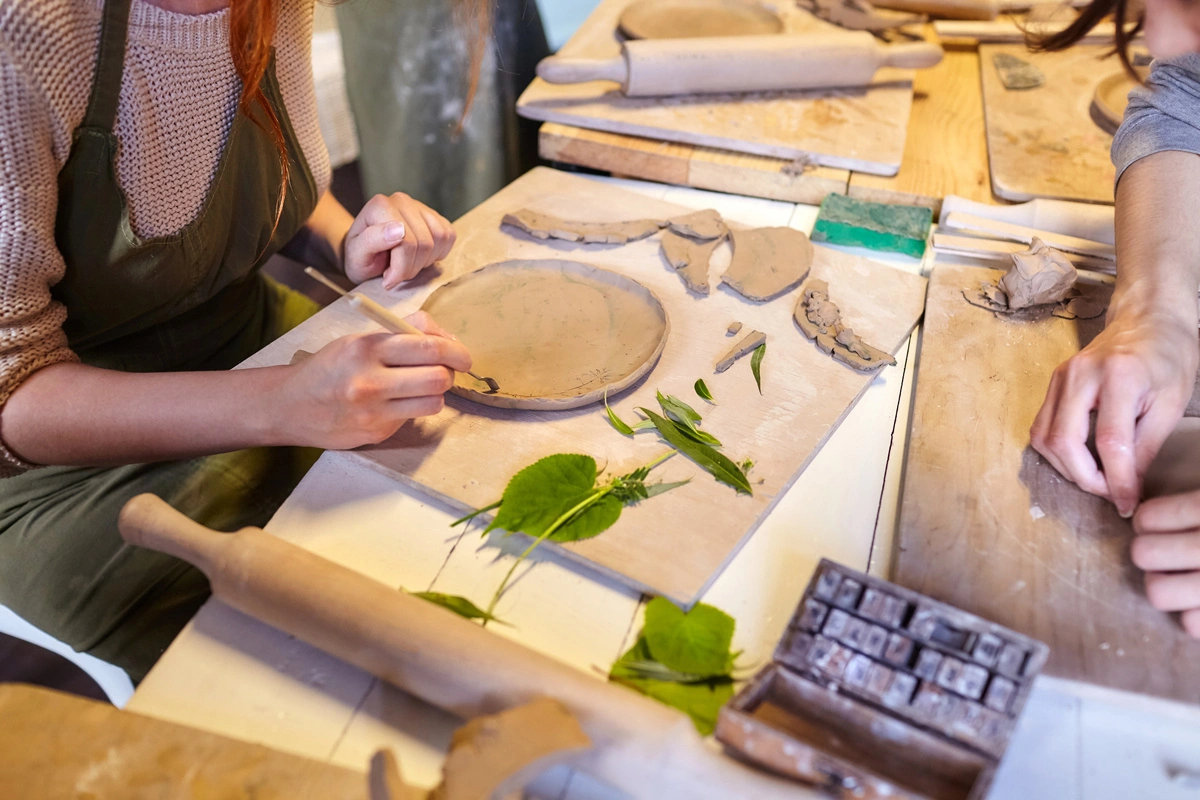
(0, 0, 322, 681)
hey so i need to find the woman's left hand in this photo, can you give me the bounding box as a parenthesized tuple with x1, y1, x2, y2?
(342, 192, 456, 289)
(1132, 492, 1200, 637)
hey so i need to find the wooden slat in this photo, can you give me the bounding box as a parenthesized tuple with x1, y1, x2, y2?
(895, 263, 1200, 704)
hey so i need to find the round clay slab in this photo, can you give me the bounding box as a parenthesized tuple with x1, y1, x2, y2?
(1091, 70, 1141, 135)
(619, 0, 784, 40)
(421, 260, 670, 410)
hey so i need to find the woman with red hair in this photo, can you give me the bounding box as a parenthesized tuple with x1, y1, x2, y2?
(1032, 0, 1200, 636)
(0, 0, 480, 680)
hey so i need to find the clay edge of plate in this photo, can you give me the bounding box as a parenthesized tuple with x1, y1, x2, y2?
(618, 0, 784, 40)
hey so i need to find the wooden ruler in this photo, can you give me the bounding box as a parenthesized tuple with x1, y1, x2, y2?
(895, 264, 1200, 704)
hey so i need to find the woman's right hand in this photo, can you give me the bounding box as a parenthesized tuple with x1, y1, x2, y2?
(1030, 306, 1198, 517)
(276, 311, 472, 450)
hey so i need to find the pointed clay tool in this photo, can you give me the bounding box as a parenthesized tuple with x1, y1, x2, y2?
(722, 227, 814, 302)
(501, 209, 665, 244)
(715, 330, 767, 373)
(303, 267, 500, 394)
(661, 229, 722, 294)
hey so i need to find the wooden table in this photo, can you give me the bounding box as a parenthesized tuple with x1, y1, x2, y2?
(127, 177, 1200, 799)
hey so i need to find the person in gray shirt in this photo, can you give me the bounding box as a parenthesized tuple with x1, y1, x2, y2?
(1031, 0, 1200, 637)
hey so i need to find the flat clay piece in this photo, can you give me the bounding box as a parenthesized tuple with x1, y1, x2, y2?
(801, 0, 923, 32)
(722, 227, 815, 302)
(666, 209, 726, 241)
(501, 209, 665, 245)
(1092, 70, 1142, 135)
(715, 330, 766, 373)
(993, 53, 1044, 91)
(794, 279, 896, 372)
(998, 237, 1078, 310)
(421, 259, 669, 410)
(1051, 295, 1106, 320)
(618, 0, 784, 40)
(661, 228, 721, 294)
(432, 698, 591, 800)
(727, 321, 742, 335)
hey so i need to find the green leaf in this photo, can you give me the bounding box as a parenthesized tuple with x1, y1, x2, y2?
(751, 343, 766, 394)
(643, 479, 690, 499)
(411, 591, 507, 625)
(642, 597, 736, 677)
(694, 379, 714, 403)
(610, 637, 734, 736)
(656, 392, 721, 447)
(638, 408, 752, 495)
(484, 454, 619, 542)
(604, 388, 635, 436)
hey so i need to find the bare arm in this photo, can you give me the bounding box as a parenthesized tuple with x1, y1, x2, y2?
(1031, 151, 1200, 515)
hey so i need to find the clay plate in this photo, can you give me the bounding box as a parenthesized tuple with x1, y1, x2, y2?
(1091, 69, 1143, 135)
(618, 0, 784, 40)
(421, 259, 670, 410)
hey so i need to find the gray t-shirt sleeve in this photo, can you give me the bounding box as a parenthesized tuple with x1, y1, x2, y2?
(1113, 54, 1200, 183)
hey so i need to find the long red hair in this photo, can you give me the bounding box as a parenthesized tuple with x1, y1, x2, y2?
(227, 0, 491, 235)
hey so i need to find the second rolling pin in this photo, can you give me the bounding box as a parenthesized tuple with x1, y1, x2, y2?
(537, 31, 944, 97)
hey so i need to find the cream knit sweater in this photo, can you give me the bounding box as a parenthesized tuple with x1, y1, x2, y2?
(0, 0, 332, 473)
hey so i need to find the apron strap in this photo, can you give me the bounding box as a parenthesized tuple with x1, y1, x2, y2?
(83, 0, 133, 131)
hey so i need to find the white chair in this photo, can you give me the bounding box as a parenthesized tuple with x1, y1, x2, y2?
(0, 604, 133, 707)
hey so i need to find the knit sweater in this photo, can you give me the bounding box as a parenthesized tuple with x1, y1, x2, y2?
(0, 0, 332, 473)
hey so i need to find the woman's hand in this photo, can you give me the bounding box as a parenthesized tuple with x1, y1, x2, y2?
(342, 193, 456, 289)
(1132, 492, 1200, 637)
(1030, 309, 1198, 517)
(276, 311, 471, 450)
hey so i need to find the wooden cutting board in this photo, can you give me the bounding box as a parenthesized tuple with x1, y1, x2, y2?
(245, 167, 927, 606)
(979, 44, 1117, 203)
(895, 264, 1200, 704)
(0, 684, 371, 798)
(518, 0, 918, 176)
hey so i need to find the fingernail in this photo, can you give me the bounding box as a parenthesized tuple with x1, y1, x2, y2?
(384, 222, 405, 243)
(1119, 505, 1133, 519)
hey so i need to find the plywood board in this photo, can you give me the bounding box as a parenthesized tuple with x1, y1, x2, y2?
(895, 264, 1200, 704)
(246, 167, 927, 606)
(0, 684, 370, 798)
(518, 0, 917, 176)
(979, 44, 1116, 203)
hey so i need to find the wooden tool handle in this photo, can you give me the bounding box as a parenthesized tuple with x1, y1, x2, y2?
(117, 494, 803, 800)
(349, 295, 422, 336)
(873, 0, 999, 19)
(537, 55, 629, 87)
(878, 41, 946, 69)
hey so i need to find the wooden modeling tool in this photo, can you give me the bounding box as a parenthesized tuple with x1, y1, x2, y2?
(116, 494, 806, 800)
(303, 267, 499, 394)
(536, 32, 943, 97)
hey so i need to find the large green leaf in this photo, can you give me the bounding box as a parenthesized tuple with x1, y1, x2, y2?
(642, 597, 736, 677)
(484, 454, 617, 541)
(638, 409, 752, 495)
(610, 637, 734, 736)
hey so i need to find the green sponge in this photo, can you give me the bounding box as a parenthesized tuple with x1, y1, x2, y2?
(810, 194, 932, 258)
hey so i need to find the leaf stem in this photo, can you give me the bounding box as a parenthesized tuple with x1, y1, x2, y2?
(450, 500, 501, 528)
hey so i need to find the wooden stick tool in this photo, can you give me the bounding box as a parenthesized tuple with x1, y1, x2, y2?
(303, 267, 499, 394)
(537, 31, 943, 97)
(117, 494, 806, 800)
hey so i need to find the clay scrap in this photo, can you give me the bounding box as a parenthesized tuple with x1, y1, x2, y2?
(963, 237, 1106, 320)
(667, 209, 727, 241)
(794, 279, 896, 372)
(716, 330, 766, 373)
(722, 227, 815, 302)
(502, 209, 665, 244)
(661, 229, 722, 294)
(727, 321, 743, 335)
(992, 53, 1044, 91)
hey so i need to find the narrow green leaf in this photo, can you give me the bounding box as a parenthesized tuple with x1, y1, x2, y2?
(750, 343, 766, 394)
(411, 591, 507, 625)
(694, 379, 714, 403)
(604, 388, 635, 436)
(610, 637, 734, 736)
(638, 408, 752, 495)
(643, 479, 690, 499)
(656, 392, 721, 447)
(642, 597, 736, 677)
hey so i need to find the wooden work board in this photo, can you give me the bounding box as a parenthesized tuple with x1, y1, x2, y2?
(980, 44, 1117, 204)
(0, 684, 370, 798)
(245, 167, 927, 606)
(517, 0, 918, 176)
(895, 264, 1200, 704)
(540, 45, 991, 214)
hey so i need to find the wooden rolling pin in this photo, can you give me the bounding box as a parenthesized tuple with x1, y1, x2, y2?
(872, 0, 998, 20)
(537, 32, 944, 97)
(118, 494, 803, 800)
